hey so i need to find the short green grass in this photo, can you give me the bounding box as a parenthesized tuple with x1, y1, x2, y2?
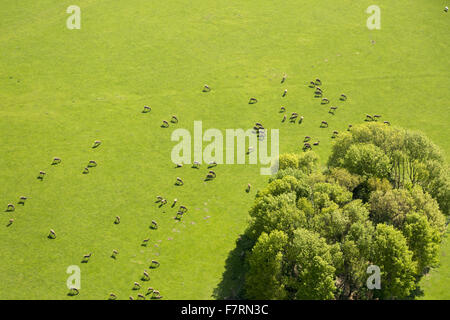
(0, 0, 448, 299)
(419, 229, 450, 299)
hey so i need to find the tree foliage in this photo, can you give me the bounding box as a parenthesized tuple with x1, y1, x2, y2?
(241, 123, 447, 300)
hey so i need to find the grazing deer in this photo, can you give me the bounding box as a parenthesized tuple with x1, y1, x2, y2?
(249, 97, 258, 104)
(142, 238, 149, 246)
(299, 116, 304, 124)
(208, 170, 216, 178)
(281, 74, 286, 83)
(192, 161, 200, 168)
(282, 115, 286, 122)
(18, 196, 27, 204)
(52, 157, 62, 165)
(175, 177, 184, 186)
(69, 287, 79, 296)
(151, 260, 160, 268)
(82, 167, 89, 174)
(88, 160, 97, 167)
(176, 163, 183, 168)
(38, 171, 46, 179)
(153, 292, 162, 299)
(133, 282, 141, 290)
(151, 220, 158, 229)
(203, 84, 211, 92)
(161, 120, 169, 128)
(348, 124, 353, 130)
(112, 250, 118, 258)
(313, 141, 320, 146)
(175, 211, 184, 220)
(309, 81, 316, 88)
(171, 115, 178, 123)
(208, 161, 217, 168)
(49, 229, 56, 239)
(82, 253, 92, 262)
(142, 270, 150, 280)
(6, 203, 15, 211)
(143, 105, 151, 113)
(93, 140, 102, 148)
(282, 89, 287, 97)
(109, 293, 117, 300)
(137, 294, 145, 300)
(280, 106, 286, 113)
(340, 94, 347, 101)
(321, 98, 329, 104)
(304, 136, 311, 142)
(315, 78, 322, 85)
(152, 290, 161, 297)
(384, 121, 391, 125)
(321, 121, 328, 127)
(115, 216, 121, 224)
(7, 219, 14, 226)
(332, 131, 339, 138)
(246, 184, 251, 193)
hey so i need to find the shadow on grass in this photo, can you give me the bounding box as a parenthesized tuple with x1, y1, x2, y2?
(212, 234, 254, 300)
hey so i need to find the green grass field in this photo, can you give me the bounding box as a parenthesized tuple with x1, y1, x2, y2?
(0, 0, 448, 299)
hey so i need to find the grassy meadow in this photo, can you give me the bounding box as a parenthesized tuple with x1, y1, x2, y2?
(0, 0, 448, 299)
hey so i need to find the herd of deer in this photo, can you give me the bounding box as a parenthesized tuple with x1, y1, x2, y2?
(5, 74, 393, 300)
(5, 138, 168, 300)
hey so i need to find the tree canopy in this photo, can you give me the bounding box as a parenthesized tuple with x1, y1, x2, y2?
(241, 123, 447, 300)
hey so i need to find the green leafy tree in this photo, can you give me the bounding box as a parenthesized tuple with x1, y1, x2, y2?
(245, 230, 289, 299)
(326, 167, 362, 192)
(258, 175, 310, 200)
(343, 143, 391, 178)
(328, 123, 450, 215)
(369, 189, 414, 227)
(286, 228, 338, 300)
(402, 212, 441, 275)
(248, 192, 306, 241)
(370, 224, 417, 299)
(278, 153, 300, 170)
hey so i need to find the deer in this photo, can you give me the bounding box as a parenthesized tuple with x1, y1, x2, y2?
(48, 229, 56, 239)
(150, 260, 160, 268)
(92, 140, 102, 148)
(82, 253, 93, 263)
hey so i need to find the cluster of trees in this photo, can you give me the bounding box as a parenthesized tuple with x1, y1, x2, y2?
(242, 123, 448, 300)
